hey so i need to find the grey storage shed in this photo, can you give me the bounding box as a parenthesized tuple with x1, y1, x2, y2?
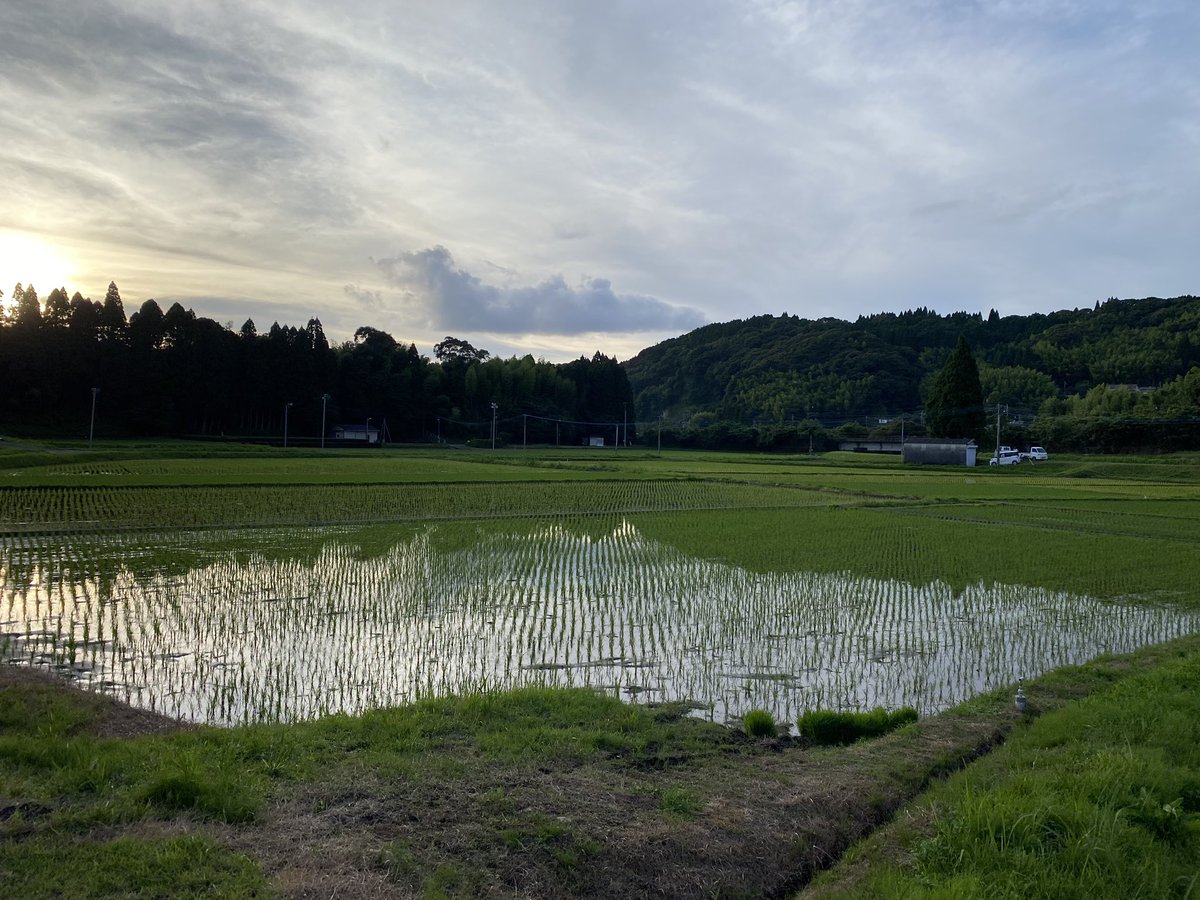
(901, 439, 977, 467)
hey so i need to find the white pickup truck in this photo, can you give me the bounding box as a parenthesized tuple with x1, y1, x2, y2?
(1021, 446, 1048, 461)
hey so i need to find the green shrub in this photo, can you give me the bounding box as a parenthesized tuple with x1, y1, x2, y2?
(743, 708, 778, 738)
(797, 706, 918, 745)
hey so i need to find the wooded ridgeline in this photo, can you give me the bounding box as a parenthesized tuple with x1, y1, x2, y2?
(3, 282, 1198, 452)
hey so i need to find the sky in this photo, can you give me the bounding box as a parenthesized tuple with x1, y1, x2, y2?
(1, 1, 1197, 362)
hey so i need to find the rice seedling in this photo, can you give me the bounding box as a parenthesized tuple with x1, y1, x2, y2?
(3, 518, 1197, 727)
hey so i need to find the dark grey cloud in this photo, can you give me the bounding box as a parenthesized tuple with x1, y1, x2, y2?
(374, 246, 705, 335)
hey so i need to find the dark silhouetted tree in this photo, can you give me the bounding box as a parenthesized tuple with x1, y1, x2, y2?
(925, 335, 985, 440)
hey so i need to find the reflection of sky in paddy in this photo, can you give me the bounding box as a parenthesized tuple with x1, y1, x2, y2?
(3, 521, 1199, 727)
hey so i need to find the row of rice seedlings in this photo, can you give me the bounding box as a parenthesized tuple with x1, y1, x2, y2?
(3, 519, 1198, 726)
(0, 480, 837, 534)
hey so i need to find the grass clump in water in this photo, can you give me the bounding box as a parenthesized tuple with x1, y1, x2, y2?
(797, 706, 918, 746)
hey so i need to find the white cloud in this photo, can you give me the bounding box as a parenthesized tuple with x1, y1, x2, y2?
(374, 246, 705, 335)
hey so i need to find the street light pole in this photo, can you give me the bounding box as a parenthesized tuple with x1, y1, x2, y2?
(283, 402, 293, 448)
(320, 394, 330, 449)
(88, 387, 99, 449)
(491, 402, 498, 450)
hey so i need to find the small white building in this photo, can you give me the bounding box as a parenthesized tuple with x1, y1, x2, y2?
(333, 424, 381, 444)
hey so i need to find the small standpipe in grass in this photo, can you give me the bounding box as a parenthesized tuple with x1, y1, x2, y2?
(1015, 676, 1026, 712)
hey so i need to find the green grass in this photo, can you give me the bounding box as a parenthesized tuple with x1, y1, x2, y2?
(0, 834, 271, 898)
(634, 502, 1200, 601)
(743, 708, 779, 738)
(804, 647, 1200, 899)
(798, 707, 919, 746)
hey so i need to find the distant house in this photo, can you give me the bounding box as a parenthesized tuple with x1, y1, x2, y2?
(333, 424, 381, 444)
(902, 439, 977, 467)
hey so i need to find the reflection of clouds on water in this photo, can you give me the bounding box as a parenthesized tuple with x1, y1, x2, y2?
(3, 522, 1199, 727)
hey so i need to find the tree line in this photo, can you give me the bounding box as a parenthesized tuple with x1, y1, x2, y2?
(626, 296, 1200, 453)
(4, 281, 1197, 453)
(0, 283, 635, 445)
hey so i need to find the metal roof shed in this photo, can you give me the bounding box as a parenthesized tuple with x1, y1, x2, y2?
(901, 439, 977, 467)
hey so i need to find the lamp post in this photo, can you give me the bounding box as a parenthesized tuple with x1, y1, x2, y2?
(491, 402, 498, 450)
(283, 402, 293, 447)
(320, 394, 330, 449)
(88, 387, 99, 449)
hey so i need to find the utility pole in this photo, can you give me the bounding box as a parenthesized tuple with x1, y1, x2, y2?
(523, 414, 527, 449)
(88, 387, 99, 449)
(995, 404, 1002, 458)
(283, 402, 293, 447)
(555, 420, 560, 447)
(320, 393, 330, 449)
(623, 403, 628, 447)
(657, 411, 663, 454)
(491, 402, 498, 450)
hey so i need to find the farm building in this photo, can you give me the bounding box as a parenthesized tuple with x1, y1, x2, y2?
(333, 424, 381, 444)
(901, 438, 977, 467)
(837, 439, 903, 454)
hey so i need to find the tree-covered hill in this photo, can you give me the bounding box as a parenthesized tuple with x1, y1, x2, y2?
(624, 296, 1200, 430)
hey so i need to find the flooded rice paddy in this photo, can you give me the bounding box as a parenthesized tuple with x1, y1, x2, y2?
(3, 519, 1198, 726)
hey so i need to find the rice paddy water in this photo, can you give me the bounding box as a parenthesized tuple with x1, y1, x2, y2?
(3, 519, 1197, 726)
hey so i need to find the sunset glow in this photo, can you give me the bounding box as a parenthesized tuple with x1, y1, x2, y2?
(0, 233, 78, 307)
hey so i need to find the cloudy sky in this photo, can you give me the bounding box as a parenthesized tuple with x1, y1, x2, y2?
(1, 1, 1197, 361)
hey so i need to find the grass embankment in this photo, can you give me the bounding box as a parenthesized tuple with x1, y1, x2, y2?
(4, 637, 1200, 897)
(803, 639, 1200, 899)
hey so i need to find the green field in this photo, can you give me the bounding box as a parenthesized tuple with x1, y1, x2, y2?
(1, 440, 1198, 897)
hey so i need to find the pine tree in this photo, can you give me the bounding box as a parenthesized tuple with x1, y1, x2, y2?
(925, 335, 984, 440)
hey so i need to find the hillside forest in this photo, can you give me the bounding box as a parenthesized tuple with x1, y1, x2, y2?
(1, 282, 1198, 453)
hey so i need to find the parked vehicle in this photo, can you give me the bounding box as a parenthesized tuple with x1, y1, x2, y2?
(1022, 446, 1048, 461)
(989, 449, 1022, 466)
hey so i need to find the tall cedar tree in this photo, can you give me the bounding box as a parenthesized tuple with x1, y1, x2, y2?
(926, 335, 985, 440)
